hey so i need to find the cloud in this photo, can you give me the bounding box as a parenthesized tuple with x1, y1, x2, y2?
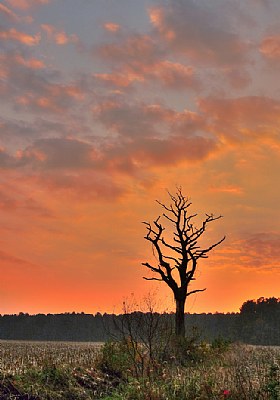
(198, 95, 280, 143)
(93, 100, 216, 169)
(93, 100, 205, 140)
(221, 232, 280, 271)
(36, 170, 126, 201)
(93, 100, 174, 137)
(0, 140, 127, 201)
(208, 185, 244, 195)
(222, 68, 251, 90)
(0, 46, 88, 117)
(213, 233, 280, 271)
(0, 189, 18, 211)
(1, 52, 45, 72)
(0, 250, 34, 266)
(0, 117, 92, 153)
(14, 81, 84, 114)
(151, 60, 197, 89)
(2, 59, 84, 114)
(0, 147, 17, 168)
(103, 22, 121, 33)
(20, 138, 97, 170)
(260, 35, 280, 59)
(96, 33, 198, 90)
(0, 171, 54, 217)
(0, 98, 217, 189)
(149, 1, 250, 66)
(125, 135, 217, 167)
(243, 233, 280, 267)
(0, 52, 46, 93)
(5, 0, 49, 10)
(41, 24, 78, 46)
(0, 28, 40, 46)
(0, 3, 19, 20)
(97, 34, 163, 65)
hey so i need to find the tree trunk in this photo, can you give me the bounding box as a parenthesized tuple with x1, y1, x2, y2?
(175, 297, 186, 337)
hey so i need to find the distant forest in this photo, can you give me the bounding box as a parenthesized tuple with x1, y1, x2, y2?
(0, 297, 279, 345)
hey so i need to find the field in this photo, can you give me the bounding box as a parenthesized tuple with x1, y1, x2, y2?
(0, 339, 280, 399)
(0, 340, 102, 374)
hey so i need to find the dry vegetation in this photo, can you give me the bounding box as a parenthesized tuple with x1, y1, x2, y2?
(0, 340, 279, 399)
(0, 340, 102, 374)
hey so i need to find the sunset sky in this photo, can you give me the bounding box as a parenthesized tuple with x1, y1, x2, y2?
(0, 0, 280, 315)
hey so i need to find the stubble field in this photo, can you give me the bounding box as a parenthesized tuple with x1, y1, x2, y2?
(0, 340, 279, 399)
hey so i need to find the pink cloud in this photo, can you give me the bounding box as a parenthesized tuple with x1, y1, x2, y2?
(0, 53, 45, 80)
(98, 34, 162, 65)
(260, 35, 280, 59)
(208, 185, 244, 195)
(0, 3, 19, 19)
(96, 33, 198, 90)
(93, 72, 137, 88)
(6, 0, 49, 10)
(198, 95, 280, 143)
(104, 22, 121, 33)
(152, 60, 197, 89)
(38, 171, 126, 201)
(0, 28, 40, 45)
(212, 233, 280, 271)
(127, 135, 217, 167)
(14, 81, 84, 114)
(41, 23, 79, 45)
(14, 53, 45, 69)
(94, 60, 197, 89)
(92, 100, 216, 169)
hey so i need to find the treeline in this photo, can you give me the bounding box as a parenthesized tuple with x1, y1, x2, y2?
(0, 297, 279, 345)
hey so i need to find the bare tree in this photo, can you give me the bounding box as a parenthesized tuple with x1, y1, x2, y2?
(142, 188, 225, 337)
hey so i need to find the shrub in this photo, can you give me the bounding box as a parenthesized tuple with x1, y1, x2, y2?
(98, 339, 142, 379)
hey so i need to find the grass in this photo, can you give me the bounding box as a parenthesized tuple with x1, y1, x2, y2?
(0, 340, 279, 399)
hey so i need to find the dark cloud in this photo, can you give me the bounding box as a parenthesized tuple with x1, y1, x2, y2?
(20, 138, 97, 170)
(93, 100, 170, 138)
(0, 148, 17, 168)
(149, 0, 250, 66)
(93, 100, 205, 139)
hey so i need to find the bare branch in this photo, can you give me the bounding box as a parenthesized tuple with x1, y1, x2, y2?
(186, 288, 206, 297)
(142, 262, 163, 276)
(143, 277, 163, 282)
(162, 213, 176, 224)
(161, 237, 181, 253)
(193, 235, 226, 259)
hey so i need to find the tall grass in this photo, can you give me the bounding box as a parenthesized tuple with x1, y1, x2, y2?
(0, 340, 279, 399)
(99, 341, 280, 399)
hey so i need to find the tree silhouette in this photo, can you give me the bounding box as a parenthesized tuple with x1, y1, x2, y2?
(142, 188, 225, 337)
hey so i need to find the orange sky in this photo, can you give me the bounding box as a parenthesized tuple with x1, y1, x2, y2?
(0, 0, 280, 315)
